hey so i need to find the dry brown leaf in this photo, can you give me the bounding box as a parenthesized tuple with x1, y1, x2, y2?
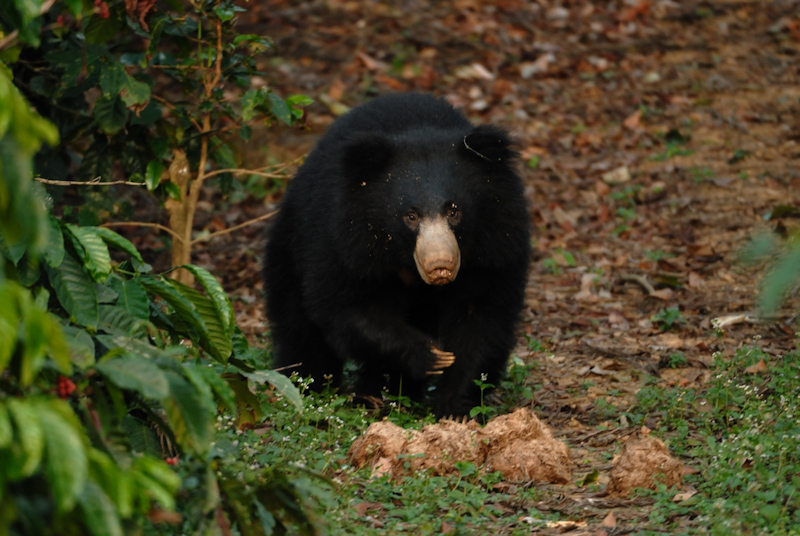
(649, 288, 673, 300)
(688, 271, 705, 288)
(601, 165, 631, 185)
(454, 63, 494, 80)
(601, 510, 617, 527)
(745, 359, 767, 374)
(356, 52, 387, 72)
(651, 333, 683, 349)
(673, 490, 698, 502)
(623, 109, 642, 129)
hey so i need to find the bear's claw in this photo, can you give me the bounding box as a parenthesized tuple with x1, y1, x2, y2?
(426, 347, 456, 375)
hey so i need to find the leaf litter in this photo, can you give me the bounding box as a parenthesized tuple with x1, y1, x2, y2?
(187, 0, 800, 532)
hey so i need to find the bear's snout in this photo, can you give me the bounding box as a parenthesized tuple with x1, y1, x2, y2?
(413, 216, 461, 285)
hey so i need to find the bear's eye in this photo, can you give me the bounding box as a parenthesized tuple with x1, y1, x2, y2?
(404, 211, 419, 228)
(447, 205, 461, 224)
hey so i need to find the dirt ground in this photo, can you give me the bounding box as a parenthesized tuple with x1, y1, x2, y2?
(194, 0, 800, 531)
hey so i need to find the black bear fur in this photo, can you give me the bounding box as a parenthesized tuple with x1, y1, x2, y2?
(263, 92, 530, 418)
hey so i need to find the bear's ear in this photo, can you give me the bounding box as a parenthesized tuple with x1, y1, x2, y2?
(341, 133, 394, 181)
(461, 125, 515, 164)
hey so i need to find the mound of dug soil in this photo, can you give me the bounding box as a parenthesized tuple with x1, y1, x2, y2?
(348, 408, 573, 483)
(607, 428, 684, 496)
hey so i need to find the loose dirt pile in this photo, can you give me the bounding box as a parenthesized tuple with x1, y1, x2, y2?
(349, 408, 573, 483)
(607, 427, 684, 496)
(350, 410, 684, 493)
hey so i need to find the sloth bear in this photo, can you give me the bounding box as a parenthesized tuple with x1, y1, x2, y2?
(264, 93, 530, 418)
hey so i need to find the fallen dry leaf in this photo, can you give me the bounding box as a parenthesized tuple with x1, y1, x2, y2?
(673, 490, 698, 502)
(601, 510, 617, 527)
(745, 359, 768, 374)
(601, 165, 631, 185)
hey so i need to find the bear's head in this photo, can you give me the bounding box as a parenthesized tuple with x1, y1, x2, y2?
(339, 124, 525, 284)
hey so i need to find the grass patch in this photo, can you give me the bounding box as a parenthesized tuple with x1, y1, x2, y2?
(627, 344, 800, 534)
(155, 343, 800, 533)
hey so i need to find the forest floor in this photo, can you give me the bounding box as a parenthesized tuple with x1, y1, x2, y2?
(186, 0, 800, 533)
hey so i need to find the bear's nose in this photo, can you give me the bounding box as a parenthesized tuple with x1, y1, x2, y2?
(413, 216, 461, 285)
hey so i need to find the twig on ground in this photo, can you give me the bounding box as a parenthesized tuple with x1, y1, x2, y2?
(619, 274, 656, 295)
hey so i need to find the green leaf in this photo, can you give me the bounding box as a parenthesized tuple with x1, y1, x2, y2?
(121, 415, 161, 459)
(66, 224, 112, 282)
(96, 334, 181, 361)
(130, 470, 175, 512)
(163, 370, 214, 455)
(3, 0, 44, 45)
(241, 88, 263, 122)
(132, 456, 180, 509)
(760, 245, 800, 313)
(225, 373, 262, 427)
(167, 278, 231, 362)
(46, 250, 99, 328)
(145, 160, 164, 191)
(84, 7, 125, 45)
(0, 403, 12, 448)
(98, 61, 125, 97)
(286, 94, 313, 119)
(0, 282, 68, 380)
(62, 0, 82, 15)
(255, 500, 277, 533)
(214, 5, 235, 21)
(0, 231, 28, 265)
(0, 283, 20, 371)
(42, 215, 65, 268)
(211, 138, 236, 171)
(17, 287, 48, 385)
(286, 94, 314, 107)
(244, 370, 303, 413)
(62, 324, 97, 369)
(185, 364, 236, 413)
(233, 34, 273, 48)
(0, 144, 47, 255)
(6, 398, 44, 479)
(87, 449, 134, 518)
(91, 226, 145, 264)
(164, 181, 181, 200)
(45, 47, 83, 89)
(182, 264, 234, 333)
(129, 99, 161, 126)
(98, 304, 150, 337)
(14, 249, 40, 287)
(150, 138, 169, 159)
(34, 398, 88, 513)
(97, 283, 119, 305)
(107, 277, 149, 320)
(579, 468, 600, 486)
(119, 73, 150, 107)
(43, 311, 71, 374)
(140, 275, 210, 344)
(77, 481, 124, 536)
(728, 149, 749, 165)
(94, 95, 129, 135)
(269, 93, 292, 125)
(97, 356, 171, 400)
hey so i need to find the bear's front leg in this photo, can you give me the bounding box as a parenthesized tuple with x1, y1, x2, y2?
(434, 280, 525, 419)
(320, 304, 455, 383)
